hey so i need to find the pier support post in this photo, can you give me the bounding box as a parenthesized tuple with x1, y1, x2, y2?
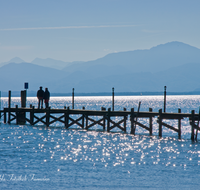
(65, 107, 70, 128)
(149, 108, 153, 136)
(18, 90, 26, 124)
(124, 108, 127, 132)
(164, 86, 166, 112)
(46, 107, 50, 127)
(82, 107, 85, 128)
(4, 108, 6, 123)
(191, 110, 195, 141)
(158, 109, 162, 138)
(130, 108, 135, 134)
(178, 109, 181, 139)
(64, 106, 67, 127)
(107, 108, 111, 132)
(85, 114, 88, 129)
(21, 90, 26, 108)
(112, 87, 114, 111)
(101, 107, 106, 130)
(16, 105, 19, 124)
(30, 106, 34, 125)
(72, 88, 74, 109)
(8, 91, 11, 124)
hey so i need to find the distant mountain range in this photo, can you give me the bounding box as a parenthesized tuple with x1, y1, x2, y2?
(0, 57, 84, 70)
(1, 41, 200, 94)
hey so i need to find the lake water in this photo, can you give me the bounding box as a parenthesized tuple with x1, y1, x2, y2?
(0, 95, 200, 189)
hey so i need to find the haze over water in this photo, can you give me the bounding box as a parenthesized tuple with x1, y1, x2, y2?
(1, 95, 200, 189)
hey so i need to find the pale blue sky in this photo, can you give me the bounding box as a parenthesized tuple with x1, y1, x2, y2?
(0, 0, 200, 63)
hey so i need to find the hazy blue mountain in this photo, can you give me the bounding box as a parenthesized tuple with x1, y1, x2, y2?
(0, 57, 25, 67)
(8, 57, 25, 63)
(54, 62, 200, 93)
(1, 41, 200, 93)
(62, 41, 200, 74)
(32, 58, 84, 70)
(0, 62, 68, 91)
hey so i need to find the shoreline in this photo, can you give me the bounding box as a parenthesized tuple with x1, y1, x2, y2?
(1, 91, 200, 97)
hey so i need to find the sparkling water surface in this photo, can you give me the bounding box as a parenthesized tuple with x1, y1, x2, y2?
(1, 95, 200, 189)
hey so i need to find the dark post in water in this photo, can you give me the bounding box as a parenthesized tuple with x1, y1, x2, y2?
(72, 88, 74, 109)
(112, 87, 114, 111)
(19, 90, 26, 124)
(8, 91, 11, 123)
(21, 90, 26, 108)
(164, 86, 167, 112)
(8, 90, 11, 108)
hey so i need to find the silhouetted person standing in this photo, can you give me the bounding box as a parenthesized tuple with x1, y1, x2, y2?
(37, 86, 44, 109)
(43, 88, 50, 108)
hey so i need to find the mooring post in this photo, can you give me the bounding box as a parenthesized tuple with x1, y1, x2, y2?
(130, 108, 135, 134)
(8, 90, 11, 108)
(21, 90, 26, 108)
(30, 106, 34, 125)
(158, 109, 162, 138)
(112, 87, 114, 111)
(101, 107, 106, 130)
(4, 108, 6, 123)
(82, 107, 85, 128)
(65, 106, 70, 128)
(178, 108, 181, 139)
(16, 105, 18, 124)
(124, 108, 127, 132)
(46, 107, 50, 127)
(85, 114, 88, 129)
(149, 108, 153, 136)
(64, 106, 67, 128)
(64, 106, 66, 127)
(164, 86, 167, 112)
(107, 108, 111, 132)
(191, 110, 195, 141)
(8, 90, 11, 124)
(19, 90, 26, 124)
(72, 88, 74, 109)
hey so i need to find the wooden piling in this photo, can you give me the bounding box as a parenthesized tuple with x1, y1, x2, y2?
(4, 108, 6, 123)
(101, 107, 106, 130)
(178, 108, 181, 139)
(112, 87, 114, 111)
(8, 91, 11, 124)
(8, 91, 11, 108)
(191, 110, 195, 141)
(149, 108, 153, 136)
(107, 108, 111, 132)
(130, 108, 134, 134)
(30, 106, 34, 125)
(21, 90, 26, 108)
(65, 107, 70, 128)
(82, 107, 85, 128)
(46, 107, 50, 127)
(72, 88, 74, 109)
(16, 105, 19, 124)
(164, 86, 167, 112)
(124, 108, 127, 132)
(158, 109, 162, 137)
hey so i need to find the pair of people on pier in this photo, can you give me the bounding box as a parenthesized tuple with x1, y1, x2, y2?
(37, 87, 50, 109)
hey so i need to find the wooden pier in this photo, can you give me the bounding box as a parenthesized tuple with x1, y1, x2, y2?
(1, 105, 200, 140)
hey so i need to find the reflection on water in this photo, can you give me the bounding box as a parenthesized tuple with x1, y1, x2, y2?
(1, 95, 200, 189)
